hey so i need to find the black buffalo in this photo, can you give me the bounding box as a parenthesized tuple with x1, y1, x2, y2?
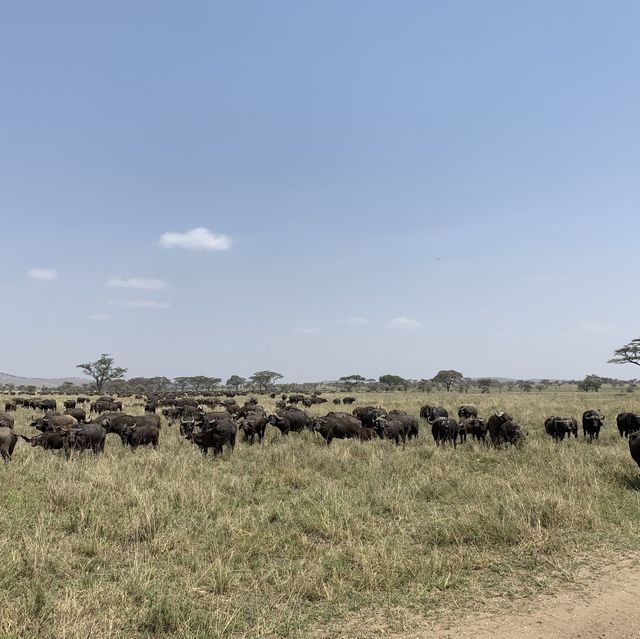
(377, 412, 419, 440)
(144, 401, 157, 413)
(238, 410, 268, 444)
(20, 431, 67, 450)
(31, 414, 78, 432)
(617, 413, 640, 438)
(544, 416, 578, 442)
(487, 412, 522, 446)
(0, 425, 17, 462)
(64, 423, 106, 456)
(121, 424, 160, 449)
(430, 417, 458, 447)
(629, 431, 640, 470)
(64, 407, 87, 423)
(582, 410, 605, 440)
(312, 412, 362, 444)
(458, 417, 487, 443)
(457, 405, 478, 420)
(268, 408, 312, 435)
(187, 413, 237, 455)
(38, 399, 57, 412)
(373, 415, 407, 445)
(352, 406, 387, 428)
(420, 405, 448, 421)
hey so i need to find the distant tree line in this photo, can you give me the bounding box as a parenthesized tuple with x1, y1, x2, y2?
(3, 342, 639, 395)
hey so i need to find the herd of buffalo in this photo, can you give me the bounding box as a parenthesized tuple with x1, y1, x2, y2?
(1, 395, 640, 471)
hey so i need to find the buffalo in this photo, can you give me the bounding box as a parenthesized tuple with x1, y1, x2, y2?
(430, 417, 458, 447)
(420, 405, 448, 421)
(459, 417, 487, 443)
(144, 401, 157, 413)
(20, 431, 67, 450)
(121, 424, 160, 449)
(237, 401, 264, 419)
(582, 410, 605, 440)
(312, 412, 362, 444)
(64, 423, 106, 456)
(378, 412, 419, 440)
(617, 413, 640, 438)
(0, 413, 16, 430)
(0, 425, 17, 462)
(457, 405, 478, 420)
(544, 416, 578, 442)
(238, 410, 268, 444)
(38, 399, 57, 412)
(187, 413, 237, 455)
(63, 399, 76, 410)
(487, 412, 522, 446)
(352, 406, 387, 428)
(268, 408, 312, 435)
(101, 413, 161, 436)
(31, 414, 78, 432)
(64, 407, 87, 423)
(629, 431, 640, 470)
(4, 401, 16, 412)
(374, 415, 407, 445)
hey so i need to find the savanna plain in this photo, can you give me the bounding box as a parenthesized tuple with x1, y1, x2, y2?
(1, 390, 640, 639)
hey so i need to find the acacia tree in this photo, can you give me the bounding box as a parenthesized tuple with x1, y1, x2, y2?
(431, 370, 463, 391)
(76, 353, 127, 393)
(609, 339, 640, 367)
(577, 375, 603, 392)
(174, 377, 190, 392)
(338, 374, 366, 390)
(250, 371, 283, 391)
(379, 374, 407, 389)
(226, 375, 246, 391)
(477, 378, 494, 394)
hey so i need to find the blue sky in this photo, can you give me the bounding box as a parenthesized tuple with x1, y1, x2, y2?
(1, 1, 639, 381)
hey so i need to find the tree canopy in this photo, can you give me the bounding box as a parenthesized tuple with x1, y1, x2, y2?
(76, 354, 127, 393)
(609, 338, 640, 367)
(338, 375, 366, 390)
(378, 374, 407, 388)
(577, 374, 603, 392)
(431, 370, 463, 391)
(250, 371, 283, 391)
(226, 375, 246, 391)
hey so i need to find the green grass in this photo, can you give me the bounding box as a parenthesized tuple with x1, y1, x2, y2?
(1, 390, 640, 638)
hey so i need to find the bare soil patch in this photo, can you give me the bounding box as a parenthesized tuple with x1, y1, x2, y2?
(421, 555, 640, 639)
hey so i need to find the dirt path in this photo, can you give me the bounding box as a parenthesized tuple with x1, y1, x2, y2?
(426, 557, 640, 639)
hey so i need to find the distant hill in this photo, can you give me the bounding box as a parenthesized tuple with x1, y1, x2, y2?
(0, 372, 91, 389)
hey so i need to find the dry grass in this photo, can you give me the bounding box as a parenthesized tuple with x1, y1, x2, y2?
(1, 390, 640, 638)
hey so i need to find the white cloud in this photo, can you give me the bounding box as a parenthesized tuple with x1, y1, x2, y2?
(107, 277, 166, 290)
(338, 317, 368, 326)
(388, 316, 421, 329)
(293, 327, 320, 334)
(158, 227, 232, 251)
(27, 268, 57, 281)
(123, 300, 171, 309)
(88, 313, 111, 321)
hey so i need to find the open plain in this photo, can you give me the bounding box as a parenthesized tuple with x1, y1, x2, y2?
(1, 389, 639, 638)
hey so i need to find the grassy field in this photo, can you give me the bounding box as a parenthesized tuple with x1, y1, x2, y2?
(1, 390, 639, 638)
